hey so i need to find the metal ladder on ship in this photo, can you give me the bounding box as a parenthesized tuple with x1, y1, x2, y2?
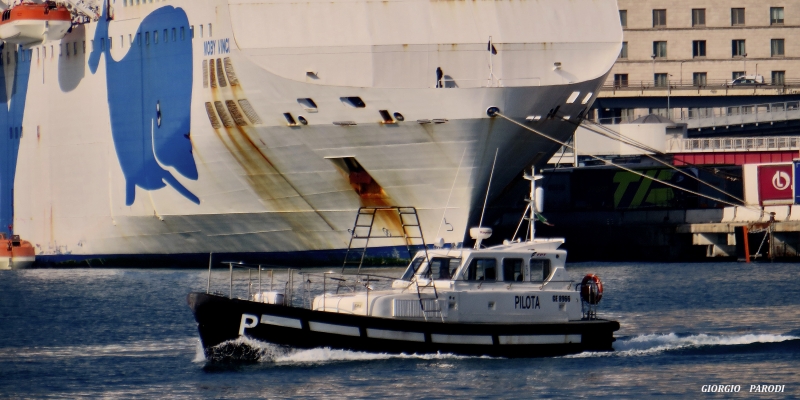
(341, 206, 444, 321)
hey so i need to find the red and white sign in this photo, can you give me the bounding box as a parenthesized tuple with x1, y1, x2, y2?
(758, 164, 794, 205)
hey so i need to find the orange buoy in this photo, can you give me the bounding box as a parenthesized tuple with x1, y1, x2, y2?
(580, 274, 603, 305)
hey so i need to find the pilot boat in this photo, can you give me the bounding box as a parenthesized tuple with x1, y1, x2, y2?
(0, 1, 72, 46)
(188, 174, 619, 360)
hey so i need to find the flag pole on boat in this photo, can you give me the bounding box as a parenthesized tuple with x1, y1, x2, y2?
(474, 148, 499, 249)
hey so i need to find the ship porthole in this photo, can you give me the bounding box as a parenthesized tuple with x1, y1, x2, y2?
(298, 116, 308, 125)
(393, 112, 405, 122)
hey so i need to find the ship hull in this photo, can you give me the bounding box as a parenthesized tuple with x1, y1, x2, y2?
(188, 292, 620, 360)
(3, 0, 622, 264)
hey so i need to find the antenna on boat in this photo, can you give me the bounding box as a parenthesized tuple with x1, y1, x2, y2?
(523, 167, 544, 241)
(472, 149, 498, 249)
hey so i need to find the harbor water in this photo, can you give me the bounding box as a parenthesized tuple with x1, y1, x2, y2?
(1, 262, 798, 398)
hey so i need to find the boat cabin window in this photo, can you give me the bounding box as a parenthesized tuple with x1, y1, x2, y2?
(463, 258, 496, 281)
(400, 257, 425, 281)
(429, 257, 461, 280)
(530, 258, 551, 282)
(502, 258, 524, 282)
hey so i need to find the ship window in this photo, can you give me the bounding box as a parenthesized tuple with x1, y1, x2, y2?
(581, 92, 593, 104)
(74, 42, 78, 55)
(464, 258, 496, 281)
(190, 26, 194, 39)
(297, 98, 318, 112)
(502, 258, 524, 282)
(566, 91, 580, 104)
(154, 31, 158, 44)
(283, 113, 297, 126)
(209, 24, 213, 37)
(172, 28, 176, 42)
(429, 258, 461, 280)
(109, 37, 113, 49)
(529, 258, 551, 282)
(164, 29, 169, 43)
(137, 33, 141, 46)
(199, 25, 203, 38)
(393, 112, 404, 121)
(379, 110, 394, 123)
(181, 27, 185, 40)
(298, 116, 308, 125)
(145, 32, 149, 45)
(341, 97, 366, 108)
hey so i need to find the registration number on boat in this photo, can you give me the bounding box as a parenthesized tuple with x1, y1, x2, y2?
(552, 295, 571, 303)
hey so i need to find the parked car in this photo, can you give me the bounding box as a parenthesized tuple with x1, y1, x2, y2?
(730, 75, 765, 86)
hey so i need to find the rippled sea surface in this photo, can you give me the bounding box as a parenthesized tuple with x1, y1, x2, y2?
(1, 262, 799, 398)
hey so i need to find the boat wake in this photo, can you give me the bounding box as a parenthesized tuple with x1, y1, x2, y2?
(201, 336, 484, 364)
(567, 332, 800, 358)
(0, 337, 194, 361)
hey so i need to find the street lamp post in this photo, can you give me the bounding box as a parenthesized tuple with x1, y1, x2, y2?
(668, 74, 672, 119)
(651, 54, 656, 87)
(743, 53, 747, 75)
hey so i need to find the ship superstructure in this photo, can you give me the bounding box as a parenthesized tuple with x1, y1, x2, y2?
(1, 0, 622, 264)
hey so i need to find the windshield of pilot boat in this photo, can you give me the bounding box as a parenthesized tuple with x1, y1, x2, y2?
(399, 256, 462, 281)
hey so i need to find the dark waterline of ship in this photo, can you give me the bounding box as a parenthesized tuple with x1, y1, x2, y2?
(1, 262, 798, 398)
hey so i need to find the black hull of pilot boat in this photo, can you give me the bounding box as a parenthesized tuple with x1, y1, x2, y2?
(187, 292, 620, 361)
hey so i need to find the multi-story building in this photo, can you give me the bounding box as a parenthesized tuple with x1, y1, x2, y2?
(613, 1, 798, 86)
(596, 1, 800, 125)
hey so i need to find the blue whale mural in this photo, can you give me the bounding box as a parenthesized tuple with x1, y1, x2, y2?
(89, 4, 199, 205)
(0, 45, 32, 234)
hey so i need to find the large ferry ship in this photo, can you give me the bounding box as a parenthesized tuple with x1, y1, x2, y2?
(0, 0, 622, 265)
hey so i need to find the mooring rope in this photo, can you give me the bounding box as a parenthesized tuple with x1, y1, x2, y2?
(493, 111, 761, 212)
(577, 119, 748, 205)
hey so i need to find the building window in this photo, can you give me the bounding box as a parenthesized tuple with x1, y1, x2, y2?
(614, 74, 629, 88)
(650, 108, 668, 118)
(692, 9, 706, 27)
(771, 39, 785, 57)
(653, 41, 667, 58)
(653, 9, 666, 27)
(619, 42, 628, 59)
(731, 8, 745, 26)
(772, 71, 786, 85)
(771, 7, 784, 25)
(654, 73, 668, 87)
(692, 40, 706, 58)
(693, 72, 707, 86)
(621, 109, 636, 122)
(732, 40, 746, 57)
(732, 71, 745, 81)
(619, 10, 627, 27)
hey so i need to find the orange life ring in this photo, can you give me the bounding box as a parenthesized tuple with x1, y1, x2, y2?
(580, 274, 603, 305)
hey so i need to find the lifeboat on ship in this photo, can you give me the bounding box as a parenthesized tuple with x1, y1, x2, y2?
(0, 1, 71, 46)
(0, 234, 35, 270)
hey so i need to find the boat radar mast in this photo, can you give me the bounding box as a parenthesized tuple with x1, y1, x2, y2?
(523, 168, 544, 242)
